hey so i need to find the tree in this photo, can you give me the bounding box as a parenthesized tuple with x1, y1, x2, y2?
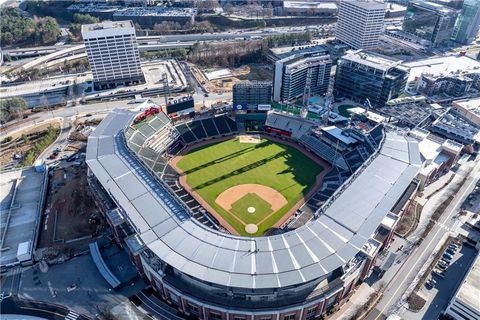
(73, 13, 99, 24)
(0, 7, 60, 46)
(0, 8, 36, 46)
(69, 23, 82, 38)
(153, 21, 182, 34)
(194, 21, 214, 33)
(0, 98, 28, 124)
(263, 5, 273, 18)
(39, 17, 60, 44)
(69, 13, 99, 39)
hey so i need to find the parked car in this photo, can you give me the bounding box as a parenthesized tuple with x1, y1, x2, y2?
(426, 278, 437, 289)
(432, 268, 445, 278)
(437, 263, 447, 270)
(448, 244, 458, 250)
(446, 248, 456, 255)
(438, 260, 449, 268)
(443, 253, 453, 261)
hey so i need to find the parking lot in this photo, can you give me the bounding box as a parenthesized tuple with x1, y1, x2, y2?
(403, 243, 478, 320)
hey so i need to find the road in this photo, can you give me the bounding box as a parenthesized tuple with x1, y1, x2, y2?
(1, 24, 329, 54)
(0, 89, 230, 137)
(365, 157, 480, 320)
(1, 296, 89, 320)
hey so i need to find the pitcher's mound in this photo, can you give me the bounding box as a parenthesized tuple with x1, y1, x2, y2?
(247, 207, 256, 214)
(245, 224, 258, 234)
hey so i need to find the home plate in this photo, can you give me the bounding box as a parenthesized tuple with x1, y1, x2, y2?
(245, 224, 258, 234)
(248, 207, 256, 214)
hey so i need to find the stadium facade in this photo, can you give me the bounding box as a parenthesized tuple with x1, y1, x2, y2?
(86, 109, 422, 319)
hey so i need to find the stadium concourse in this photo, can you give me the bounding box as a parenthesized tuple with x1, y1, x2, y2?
(86, 108, 422, 319)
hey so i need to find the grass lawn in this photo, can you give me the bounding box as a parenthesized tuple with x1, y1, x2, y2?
(230, 193, 273, 225)
(337, 104, 356, 117)
(176, 138, 324, 236)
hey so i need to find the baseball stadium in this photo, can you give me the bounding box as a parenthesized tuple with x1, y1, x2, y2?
(86, 108, 422, 320)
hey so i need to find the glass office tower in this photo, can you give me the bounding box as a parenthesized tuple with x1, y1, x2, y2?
(403, 0, 458, 46)
(451, 0, 480, 44)
(334, 50, 409, 107)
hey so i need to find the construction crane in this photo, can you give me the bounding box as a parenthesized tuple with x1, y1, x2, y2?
(161, 72, 170, 106)
(364, 98, 372, 112)
(322, 92, 333, 126)
(301, 68, 314, 118)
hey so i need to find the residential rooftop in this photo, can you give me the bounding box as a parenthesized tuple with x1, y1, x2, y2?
(81, 20, 134, 33)
(270, 44, 329, 61)
(403, 55, 480, 83)
(342, 0, 386, 10)
(454, 97, 480, 116)
(341, 50, 404, 72)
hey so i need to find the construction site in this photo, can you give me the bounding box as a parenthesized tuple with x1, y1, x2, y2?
(190, 63, 273, 94)
(37, 164, 105, 262)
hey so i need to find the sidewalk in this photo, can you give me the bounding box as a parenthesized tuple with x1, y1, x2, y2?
(329, 283, 375, 320)
(410, 160, 477, 244)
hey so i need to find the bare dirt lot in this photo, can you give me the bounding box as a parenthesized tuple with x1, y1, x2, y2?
(38, 164, 105, 250)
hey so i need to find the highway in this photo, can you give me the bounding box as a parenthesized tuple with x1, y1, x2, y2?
(365, 157, 480, 320)
(2, 24, 326, 55)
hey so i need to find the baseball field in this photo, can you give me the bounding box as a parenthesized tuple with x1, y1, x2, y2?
(174, 137, 324, 236)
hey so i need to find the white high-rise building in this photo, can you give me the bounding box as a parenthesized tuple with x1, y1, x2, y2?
(273, 50, 332, 102)
(82, 20, 144, 90)
(335, 0, 386, 50)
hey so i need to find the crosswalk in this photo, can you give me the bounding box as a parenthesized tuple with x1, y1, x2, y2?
(65, 311, 79, 320)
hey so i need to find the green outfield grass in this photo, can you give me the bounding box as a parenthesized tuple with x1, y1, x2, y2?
(176, 138, 324, 236)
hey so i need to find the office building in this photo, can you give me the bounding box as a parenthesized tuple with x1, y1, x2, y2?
(403, 0, 458, 46)
(232, 81, 272, 108)
(432, 0, 464, 9)
(451, 0, 480, 44)
(453, 97, 480, 126)
(335, 0, 387, 50)
(416, 73, 475, 98)
(82, 20, 144, 90)
(445, 251, 480, 320)
(403, 55, 480, 96)
(334, 50, 409, 107)
(432, 109, 480, 145)
(273, 50, 332, 102)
